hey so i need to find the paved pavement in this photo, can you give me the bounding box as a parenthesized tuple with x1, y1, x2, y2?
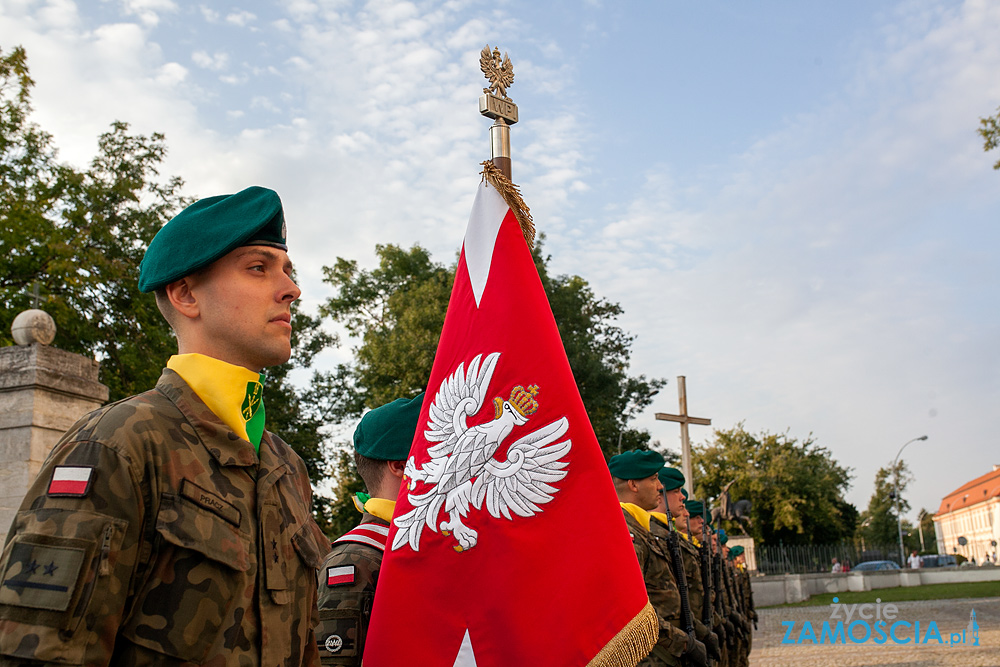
(750, 597, 998, 666)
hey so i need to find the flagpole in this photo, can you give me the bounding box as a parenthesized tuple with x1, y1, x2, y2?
(479, 44, 518, 180)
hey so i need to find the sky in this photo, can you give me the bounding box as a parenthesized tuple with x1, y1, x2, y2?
(2, 0, 999, 530)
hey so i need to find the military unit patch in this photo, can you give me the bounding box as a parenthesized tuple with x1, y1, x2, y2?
(327, 565, 355, 587)
(46, 466, 94, 497)
(0, 541, 85, 611)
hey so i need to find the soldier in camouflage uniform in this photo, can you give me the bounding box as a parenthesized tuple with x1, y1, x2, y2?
(315, 393, 422, 665)
(0, 187, 330, 666)
(609, 450, 707, 667)
(730, 546, 755, 667)
(646, 470, 713, 667)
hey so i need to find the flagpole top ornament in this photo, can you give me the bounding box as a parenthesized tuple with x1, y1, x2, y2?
(479, 45, 518, 125)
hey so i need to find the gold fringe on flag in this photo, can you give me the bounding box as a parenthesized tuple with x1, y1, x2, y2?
(586, 600, 659, 667)
(480, 160, 535, 249)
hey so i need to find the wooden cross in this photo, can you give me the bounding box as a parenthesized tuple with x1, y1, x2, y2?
(655, 376, 711, 496)
(30, 282, 41, 309)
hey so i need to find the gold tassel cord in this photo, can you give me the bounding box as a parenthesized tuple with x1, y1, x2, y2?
(586, 600, 659, 667)
(480, 160, 535, 249)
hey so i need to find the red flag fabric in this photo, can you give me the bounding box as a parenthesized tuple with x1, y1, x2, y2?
(363, 175, 656, 666)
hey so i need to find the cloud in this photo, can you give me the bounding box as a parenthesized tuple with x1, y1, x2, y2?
(117, 0, 177, 27)
(225, 10, 257, 28)
(191, 50, 229, 71)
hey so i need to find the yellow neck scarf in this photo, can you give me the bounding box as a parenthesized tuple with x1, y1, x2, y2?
(620, 503, 651, 531)
(167, 354, 266, 450)
(352, 493, 396, 523)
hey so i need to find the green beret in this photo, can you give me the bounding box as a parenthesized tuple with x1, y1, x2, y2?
(730, 545, 744, 557)
(718, 529, 729, 545)
(681, 487, 689, 500)
(658, 467, 685, 491)
(608, 449, 665, 480)
(139, 186, 287, 292)
(354, 393, 424, 461)
(685, 500, 705, 516)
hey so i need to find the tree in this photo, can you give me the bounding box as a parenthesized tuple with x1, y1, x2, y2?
(857, 460, 912, 548)
(979, 106, 1000, 170)
(692, 424, 856, 545)
(316, 237, 665, 535)
(0, 46, 187, 400)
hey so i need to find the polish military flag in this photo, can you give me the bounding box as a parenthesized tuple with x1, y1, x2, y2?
(364, 164, 656, 666)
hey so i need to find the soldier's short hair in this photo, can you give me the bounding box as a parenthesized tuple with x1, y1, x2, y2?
(354, 451, 387, 492)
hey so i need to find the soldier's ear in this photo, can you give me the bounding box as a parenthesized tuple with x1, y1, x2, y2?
(165, 277, 201, 321)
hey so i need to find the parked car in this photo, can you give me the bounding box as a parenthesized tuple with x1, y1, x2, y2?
(853, 560, 901, 571)
(920, 554, 957, 568)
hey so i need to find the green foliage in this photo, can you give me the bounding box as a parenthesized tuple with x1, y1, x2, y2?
(0, 46, 188, 400)
(857, 460, 912, 547)
(979, 106, 1000, 170)
(693, 424, 856, 545)
(317, 235, 664, 535)
(531, 238, 666, 455)
(265, 303, 336, 486)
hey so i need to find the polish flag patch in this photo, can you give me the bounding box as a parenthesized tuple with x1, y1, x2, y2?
(47, 466, 94, 497)
(327, 565, 355, 587)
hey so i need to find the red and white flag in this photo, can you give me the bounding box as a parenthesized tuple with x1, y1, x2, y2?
(364, 169, 656, 666)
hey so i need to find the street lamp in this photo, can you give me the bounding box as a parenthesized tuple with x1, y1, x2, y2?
(893, 435, 928, 567)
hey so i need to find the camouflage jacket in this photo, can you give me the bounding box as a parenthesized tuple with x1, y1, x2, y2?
(315, 512, 388, 666)
(621, 510, 687, 667)
(0, 369, 329, 666)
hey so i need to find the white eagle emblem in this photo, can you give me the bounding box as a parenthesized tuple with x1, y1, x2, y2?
(392, 352, 571, 553)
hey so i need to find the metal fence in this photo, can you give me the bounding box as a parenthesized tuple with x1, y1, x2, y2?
(755, 542, 901, 575)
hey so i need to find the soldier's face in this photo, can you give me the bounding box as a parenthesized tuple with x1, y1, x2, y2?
(633, 473, 662, 511)
(690, 515, 704, 535)
(665, 487, 685, 517)
(185, 246, 300, 371)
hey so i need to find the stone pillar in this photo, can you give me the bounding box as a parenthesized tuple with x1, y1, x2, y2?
(0, 311, 108, 544)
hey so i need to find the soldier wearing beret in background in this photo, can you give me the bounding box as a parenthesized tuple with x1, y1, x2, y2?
(647, 470, 715, 667)
(652, 496, 720, 666)
(609, 450, 707, 667)
(315, 393, 422, 665)
(0, 187, 330, 666)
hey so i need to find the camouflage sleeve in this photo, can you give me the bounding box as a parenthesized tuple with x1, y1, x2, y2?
(0, 432, 145, 666)
(315, 544, 381, 666)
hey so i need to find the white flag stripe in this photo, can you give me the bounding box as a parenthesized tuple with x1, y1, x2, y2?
(328, 566, 353, 578)
(463, 181, 509, 308)
(53, 467, 92, 482)
(353, 524, 389, 536)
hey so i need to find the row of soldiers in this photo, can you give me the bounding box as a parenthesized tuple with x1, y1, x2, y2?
(316, 397, 757, 666)
(610, 449, 757, 667)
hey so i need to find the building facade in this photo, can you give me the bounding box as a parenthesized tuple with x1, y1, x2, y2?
(933, 465, 1000, 564)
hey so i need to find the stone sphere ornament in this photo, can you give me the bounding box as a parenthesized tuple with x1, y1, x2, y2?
(11, 309, 57, 345)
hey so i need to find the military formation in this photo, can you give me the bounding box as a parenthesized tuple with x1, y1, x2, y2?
(0, 187, 756, 667)
(608, 449, 757, 667)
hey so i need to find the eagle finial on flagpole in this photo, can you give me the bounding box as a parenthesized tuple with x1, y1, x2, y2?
(479, 44, 518, 180)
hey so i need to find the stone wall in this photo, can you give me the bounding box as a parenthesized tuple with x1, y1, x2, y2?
(0, 343, 108, 544)
(752, 567, 1000, 607)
